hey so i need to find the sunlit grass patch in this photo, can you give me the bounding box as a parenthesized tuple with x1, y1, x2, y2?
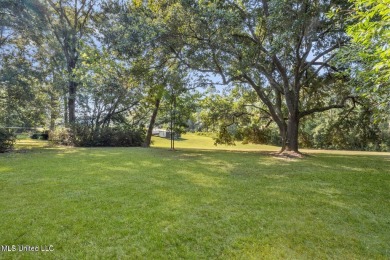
(152, 132, 280, 152)
(15, 138, 49, 149)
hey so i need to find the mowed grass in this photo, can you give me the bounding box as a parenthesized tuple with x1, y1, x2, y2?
(0, 134, 389, 259)
(152, 133, 280, 151)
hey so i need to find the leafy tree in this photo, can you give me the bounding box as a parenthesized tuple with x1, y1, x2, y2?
(43, 0, 96, 125)
(198, 85, 279, 145)
(1, 0, 71, 130)
(299, 101, 388, 151)
(0, 0, 46, 49)
(131, 61, 169, 148)
(158, 0, 353, 154)
(131, 58, 200, 147)
(0, 37, 49, 127)
(97, 0, 193, 147)
(75, 44, 143, 131)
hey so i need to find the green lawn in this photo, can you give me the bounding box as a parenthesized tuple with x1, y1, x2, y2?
(0, 134, 389, 259)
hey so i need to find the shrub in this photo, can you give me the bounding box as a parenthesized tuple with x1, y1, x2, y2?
(73, 126, 145, 147)
(49, 128, 74, 146)
(0, 128, 16, 153)
(30, 133, 39, 139)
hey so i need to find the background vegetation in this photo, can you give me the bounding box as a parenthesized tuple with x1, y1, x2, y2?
(1, 1, 389, 257)
(0, 0, 389, 152)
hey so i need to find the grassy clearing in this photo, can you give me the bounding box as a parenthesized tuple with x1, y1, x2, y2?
(153, 133, 389, 156)
(0, 134, 389, 259)
(152, 133, 280, 152)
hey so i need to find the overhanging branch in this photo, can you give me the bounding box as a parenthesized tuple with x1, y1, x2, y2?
(169, 46, 242, 85)
(299, 95, 358, 118)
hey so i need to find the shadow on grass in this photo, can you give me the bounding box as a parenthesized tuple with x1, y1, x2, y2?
(175, 138, 188, 141)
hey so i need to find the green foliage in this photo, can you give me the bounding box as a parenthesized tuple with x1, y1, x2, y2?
(198, 86, 278, 146)
(241, 125, 280, 146)
(299, 105, 389, 151)
(49, 128, 74, 146)
(73, 126, 145, 147)
(213, 126, 236, 146)
(76, 45, 143, 129)
(0, 40, 49, 127)
(0, 128, 16, 152)
(347, 0, 390, 69)
(0, 0, 67, 129)
(0, 0, 47, 48)
(158, 86, 201, 136)
(49, 125, 146, 148)
(157, 0, 352, 151)
(1, 0, 389, 153)
(347, 0, 390, 111)
(198, 88, 388, 151)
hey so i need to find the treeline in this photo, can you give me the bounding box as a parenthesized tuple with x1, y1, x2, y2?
(0, 0, 389, 152)
(194, 86, 389, 151)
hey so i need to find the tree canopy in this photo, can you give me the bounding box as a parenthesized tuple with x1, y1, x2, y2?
(347, 0, 390, 113)
(0, 0, 389, 152)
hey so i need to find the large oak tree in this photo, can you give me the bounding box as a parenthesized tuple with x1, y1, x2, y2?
(158, 0, 353, 153)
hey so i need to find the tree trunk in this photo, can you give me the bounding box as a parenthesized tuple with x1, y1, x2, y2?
(278, 125, 287, 153)
(5, 85, 11, 126)
(283, 87, 301, 153)
(49, 92, 58, 131)
(143, 97, 161, 147)
(68, 80, 77, 125)
(64, 93, 68, 127)
(286, 113, 299, 152)
(66, 55, 78, 126)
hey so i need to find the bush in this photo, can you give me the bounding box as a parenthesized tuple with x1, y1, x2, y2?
(73, 126, 145, 147)
(0, 128, 16, 153)
(31, 130, 49, 140)
(49, 128, 74, 146)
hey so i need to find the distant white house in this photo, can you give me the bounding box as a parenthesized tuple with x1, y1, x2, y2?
(152, 129, 160, 136)
(155, 129, 180, 139)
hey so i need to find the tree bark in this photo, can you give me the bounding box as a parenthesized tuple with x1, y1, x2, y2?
(278, 125, 287, 153)
(67, 57, 77, 126)
(143, 97, 161, 147)
(286, 113, 299, 152)
(49, 92, 57, 131)
(64, 92, 68, 127)
(68, 80, 77, 125)
(284, 88, 300, 153)
(5, 84, 11, 126)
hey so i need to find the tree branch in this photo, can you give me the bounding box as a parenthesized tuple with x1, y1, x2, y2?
(302, 40, 347, 72)
(242, 104, 271, 116)
(299, 95, 357, 118)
